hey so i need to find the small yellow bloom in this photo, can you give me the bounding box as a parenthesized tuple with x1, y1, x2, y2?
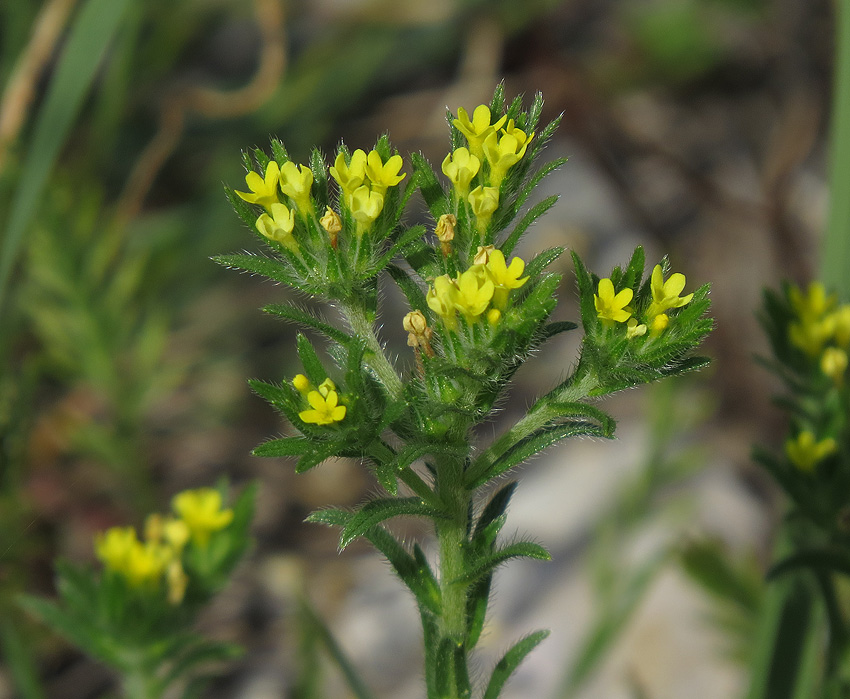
(144, 514, 190, 554)
(790, 282, 835, 323)
(468, 185, 499, 234)
(650, 313, 669, 336)
(330, 149, 367, 196)
(173, 488, 234, 548)
(786, 431, 837, 472)
(486, 249, 528, 309)
(647, 264, 693, 319)
(235, 161, 280, 211)
(166, 559, 188, 605)
(441, 147, 480, 195)
(320, 207, 342, 249)
(256, 203, 297, 250)
(96, 526, 138, 572)
(821, 347, 848, 383)
(349, 185, 384, 230)
(123, 541, 170, 588)
(453, 105, 507, 159)
(454, 267, 495, 320)
(482, 129, 532, 188)
(626, 318, 647, 339)
(832, 305, 850, 347)
(299, 388, 346, 425)
(317, 378, 336, 397)
(427, 275, 460, 329)
(279, 161, 314, 213)
(790, 317, 836, 357)
(293, 373, 311, 394)
(594, 278, 633, 325)
(365, 150, 405, 193)
(502, 119, 533, 148)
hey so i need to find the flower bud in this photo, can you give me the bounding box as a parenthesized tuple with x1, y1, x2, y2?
(320, 207, 342, 248)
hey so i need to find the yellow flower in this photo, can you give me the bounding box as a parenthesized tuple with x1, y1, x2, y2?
(426, 275, 460, 329)
(790, 282, 835, 323)
(330, 149, 367, 197)
(365, 150, 405, 193)
(453, 105, 507, 159)
(166, 559, 188, 605)
(292, 373, 311, 394)
(256, 203, 297, 250)
(786, 431, 837, 472)
(96, 526, 138, 572)
(627, 318, 647, 339)
(173, 488, 234, 548)
(299, 388, 346, 425)
(144, 514, 190, 554)
(821, 347, 848, 384)
(317, 378, 336, 397)
(647, 264, 693, 319)
(594, 278, 633, 325)
(832, 305, 850, 347)
(486, 249, 528, 309)
(502, 119, 533, 148)
(279, 161, 314, 213)
(441, 147, 480, 195)
(349, 185, 384, 230)
(482, 129, 532, 188)
(123, 541, 171, 588)
(790, 316, 836, 357)
(650, 313, 669, 336)
(454, 266, 495, 321)
(468, 185, 499, 234)
(235, 161, 280, 211)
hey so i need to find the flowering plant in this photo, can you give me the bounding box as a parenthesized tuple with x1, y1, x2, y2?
(220, 85, 712, 697)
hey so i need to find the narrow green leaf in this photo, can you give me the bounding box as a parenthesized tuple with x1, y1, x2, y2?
(212, 253, 296, 286)
(411, 152, 448, 219)
(387, 264, 429, 315)
(768, 548, 850, 581)
(453, 541, 551, 585)
(500, 195, 559, 256)
(296, 441, 344, 473)
(0, 0, 133, 314)
(523, 246, 565, 280)
(482, 630, 550, 699)
(340, 497, 446, 550)
(252, 437, 313, 457)
(264, 304, 352, 345)
(474, 482, 518, 540)
(296, 334, 326, 385)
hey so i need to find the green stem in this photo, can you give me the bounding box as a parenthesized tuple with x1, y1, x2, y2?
(823, 0, 850, 298)
(121, 669, 160, 699)
(340, 299, 403, 399)
(435, 454, 472, 698)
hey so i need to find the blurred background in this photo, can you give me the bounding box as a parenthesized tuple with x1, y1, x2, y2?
(0, 0, 839, 696)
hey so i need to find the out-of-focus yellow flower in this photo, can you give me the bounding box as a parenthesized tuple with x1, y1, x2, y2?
(442, 147, 480, 196)
(821, 347, 848, 384)
(173, 489, 234, 548)
(650, 313, 669, 336)
(647, 265, 693, 319)
(482, 128, 532, 188)
(468, 185, 499, 234)
(166, 559, 188, 605)
(279, 161, 314, 213)
(786, 431, 837, 472)
(790, 282, 835, 323)
(123, 541, 170, 588)
(299, 388, 346, 425)
(594, 279, 633, 325)
(365, 150, 405, 193)
(144, 514, 190, 554)
(788, 282, 840, 356)
(453, 105, 507, 160)
(790, 316, 836, 357)
(454, 267, 494, 321)
(235, 161, 280, 211)
(256, 203, 297, 250)
(427, 275, 460, 329)
(349, 186, 384, 230)
(832, 305, 850, 347)
(486, 249, 528, 309)
(96, 526, 138, 573)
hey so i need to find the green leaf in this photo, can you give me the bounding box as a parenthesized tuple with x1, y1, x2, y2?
(539, 320, 579, 341)
(0, 0, 134, 315)
(679, 540, 762, 613)
(523, 246, 565, 281)
(387, 264, 429, 315)
(0, 619, 45, 699)
(474, 482, 518, 540)
(296, 441, 345, 473)
(768, 549, 850, 581)
(162, 637, 243, 693)
(264, 304, 353, 345)
(411, 152, 448, 219)
(252, 437, 313, 457)
(500, 195, 559, 256)
(296, 334, 326, 385)
(339, 497, 446, 550)
(212, 253, 297, 286)
(453, 542, 550, 586)
(482, 630, 550, 699)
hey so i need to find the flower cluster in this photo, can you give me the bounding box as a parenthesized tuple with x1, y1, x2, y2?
(95, 488, 234, 603)
(293, 375, 347, 425)
(594, 263, 693, 338)
(426, 247, 528, 330)
(787, 282, 850, 383)
(330, 149, 405, 233)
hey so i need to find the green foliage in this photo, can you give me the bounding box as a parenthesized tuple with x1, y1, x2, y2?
(21, 485, 255, 698)
(225, 86, 712, 698)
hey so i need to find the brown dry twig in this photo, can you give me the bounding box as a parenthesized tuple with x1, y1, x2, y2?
(114, 0, 287, 226)
(0, 0, 80, 173)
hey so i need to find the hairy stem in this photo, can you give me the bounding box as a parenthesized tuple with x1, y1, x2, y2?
(340, 299, 403, 399)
